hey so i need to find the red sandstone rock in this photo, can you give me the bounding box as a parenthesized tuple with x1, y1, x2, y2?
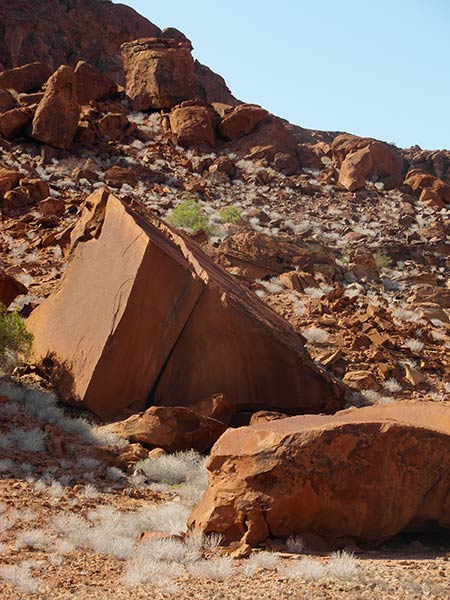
(219, 104, 268, 141)
(169, 103, 216, 147)
(27, 190, 343, 419)
(104, 165, 138, 188)
(0, 107, 31, 138)
(0, 89, 16, 113)
(122, 38, 198, 110)
(101, 405, 227, 453)
(74, 61, 118, 105)
(0, 168, 21, 193)
(189, 402, 450, 545)
(96, 113, 130, 142)
(405, 168, 450, 205)
(31, 65, 80, 150)
(0, 270, 27, 306)
(0, 62, 52, 93)
(332, 134, 403, 191)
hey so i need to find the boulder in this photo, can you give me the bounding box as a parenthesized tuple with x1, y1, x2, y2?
(31, 65, 80, 150)
(0, 62, 52, 93)
(189, 402, 450, 545)
(0, 108, 31, 138)
(1, 179, 49, 214)
(219, 104, 269, 141)
(169, 103, 216, 147)
(332, 134, 403, 191)
(101, 405, 227, 453)
(405, 169, 450, 205)
(27, 189, 343, 419)
(104, 165, 138, 188)
(0, 270, 27, 307)
(74, 61, 117, 105)
(121, 38, 197, 110)
(0, 168, 22, 193)
(0, 89, 16, 113)
(96, 113, 130, 141)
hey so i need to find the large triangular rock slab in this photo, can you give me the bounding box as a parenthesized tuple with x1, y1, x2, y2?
(27, 190, 342, 419)
(189, 401, 450, 546)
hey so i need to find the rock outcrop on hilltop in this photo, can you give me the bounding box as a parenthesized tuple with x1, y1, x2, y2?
(27, 190, 343, 420)
(0, 0, 237, 104)
(189, 401, 450, 545)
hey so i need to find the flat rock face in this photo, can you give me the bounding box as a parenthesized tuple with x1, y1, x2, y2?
(31, 65, 80, 150)
(122, 38, 198, 110)
(189, 402, 450, 545)
(27, 190, 342, 419)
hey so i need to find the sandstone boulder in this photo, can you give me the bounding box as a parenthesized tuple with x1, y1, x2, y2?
(332, 134, 403, 191)
(121, 38, 197, 110)
(101, 405, 227, 453)
(74, 61, 117, 105)
(31, 65, 80, 150)
(0, 89, 16, 113)
(0, 168, 22, 193)
(27, 190, 342, 419)
(405, 169, 450, 205)
(169, 103, 216, 147)
(219, 104, 268, 141)
(0, 62, 52, 93)
(189, 402, 450, 545)
(0, 108, 31, 139)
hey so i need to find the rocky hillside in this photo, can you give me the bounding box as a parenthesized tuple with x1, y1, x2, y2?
(0, 2, 449, 599)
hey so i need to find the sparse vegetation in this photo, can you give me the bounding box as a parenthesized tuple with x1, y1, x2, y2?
(373, 252, 392, 272)
(167, 199, 214, 234)
(0, 303, 33, 366)
(218, 205, 242, 223)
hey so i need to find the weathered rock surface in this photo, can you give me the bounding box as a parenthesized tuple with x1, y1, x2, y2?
(27, 190, 342, 419)
(405, 168, 450, 206)
(332, 134, 403, 191)
(219, 104, 269, 141)
(101, 405, 227, 453)
(0, 107, 31, 139)
(189, 402, 450, 545)
(74, 61, 117, 105)
(122, 38, 198, 110)
(0, 62, 52, 93)
(169, 103, 216, 147)
(31, 65, 80, 150)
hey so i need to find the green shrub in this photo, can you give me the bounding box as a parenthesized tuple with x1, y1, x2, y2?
(373, 252, 392, 273)
(218, 206, 242, 224)
(0, 303, 33, 362)
(167, 199, 213, 235)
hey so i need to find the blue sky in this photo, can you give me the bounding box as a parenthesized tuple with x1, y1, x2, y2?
(121, 1, 450, 150)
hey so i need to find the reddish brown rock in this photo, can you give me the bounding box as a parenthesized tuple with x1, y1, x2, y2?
(188, 394, 234, 425)
(74, 61, 117, 105)
(31, 65, 80, 150)
(0, 168, 22, 193)
(332, 134, 403, 191)
(0, 89, 16, 113)
(38, 197, 65, 217)
(104, 165, 138, 188)
(27, 190, 343, 419)
(219, 104, 268, 141)
(189, 402, 450, 545)
(1, 178, 49, 214)
(122, 38, 197, 110)
(405, 169, 450, 205)
(96, 113, 130, 141)
(0, 62, 52, 93)
(169, 103, 215, 147)
(0, 270, 27, 307)
(0, 107, 31, 138)
(101, 405, 227, 453)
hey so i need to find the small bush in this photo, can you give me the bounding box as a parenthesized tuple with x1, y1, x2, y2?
(168, 199, 213, 235)
(373, 252, 392, 272)
(218, 206, 242, 224)
(0, 304, 33, 363)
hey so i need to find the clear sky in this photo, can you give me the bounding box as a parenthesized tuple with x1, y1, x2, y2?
(119, 0, 450, 150)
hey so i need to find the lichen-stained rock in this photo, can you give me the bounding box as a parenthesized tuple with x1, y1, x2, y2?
(31, 65, 80, 150)
(189, 402, 450, 546)
(169, 102, 216, 147)
(121, 38, 198, 110)
(27, 189, 343, 420)
(100, 405, 227, 453)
